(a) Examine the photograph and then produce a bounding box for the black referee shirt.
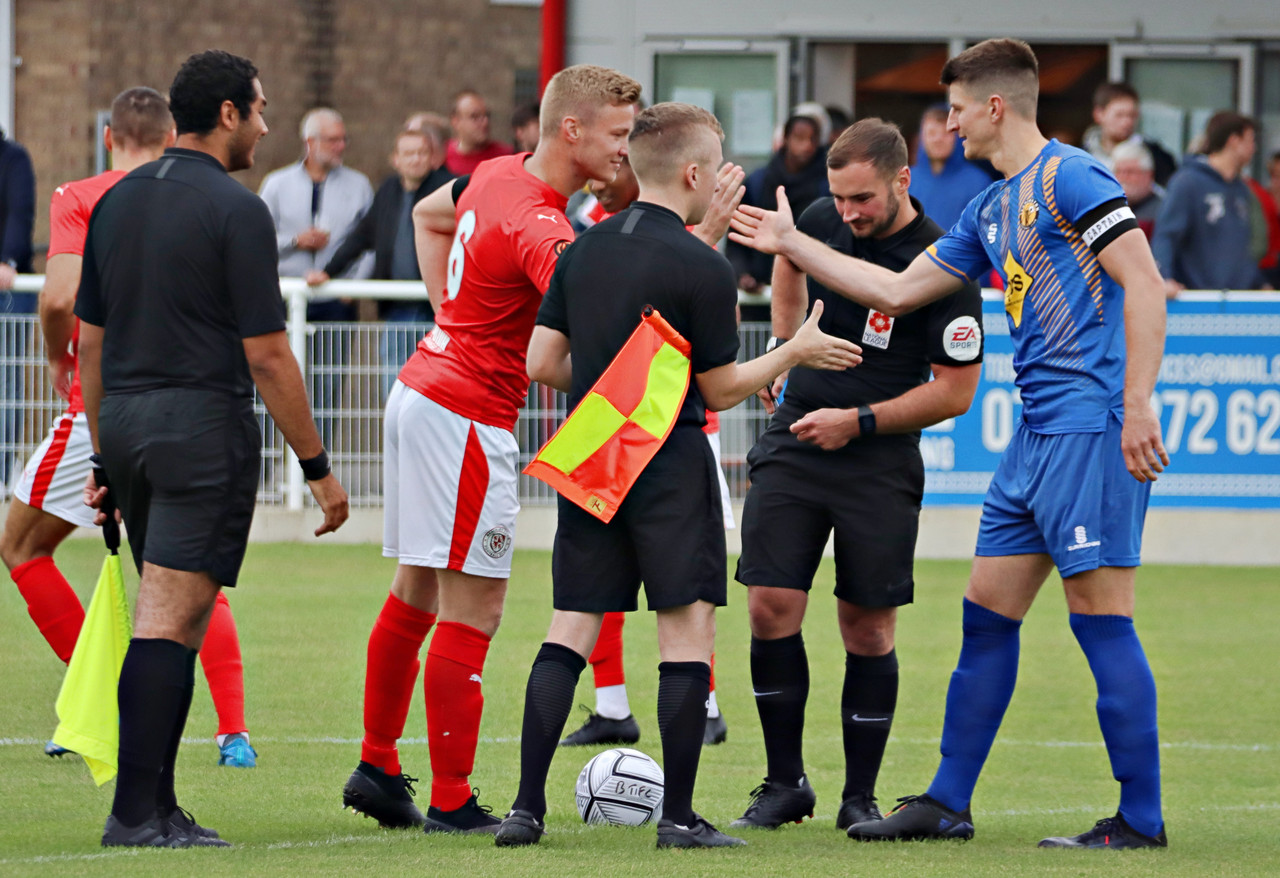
[537,202,740,428]
[773,196,984,458]
[75,148,287,399]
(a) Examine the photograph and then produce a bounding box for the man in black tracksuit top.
[730,118,984,832]
[494,102,861,851]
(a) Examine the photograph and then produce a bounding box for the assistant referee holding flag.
[77,50,349,848]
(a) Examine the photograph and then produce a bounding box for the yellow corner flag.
[52,550,131,785]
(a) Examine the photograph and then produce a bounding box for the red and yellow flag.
[524,307,691,523]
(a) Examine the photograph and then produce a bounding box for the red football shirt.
[398,154,573,431]
[444,139,516,176]
[47,169,127,414]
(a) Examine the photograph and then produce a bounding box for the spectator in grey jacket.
[1151,112,1265,298]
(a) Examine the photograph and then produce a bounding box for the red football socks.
[425,620,491,811]
[589,611,626,688]
[11,556,84,664]
[362,593,436,774]
[199,591,247,736]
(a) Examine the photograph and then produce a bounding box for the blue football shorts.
[975,412,1151,578]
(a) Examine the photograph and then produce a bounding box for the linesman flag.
[524,306,691,523]
[52,465,130,785]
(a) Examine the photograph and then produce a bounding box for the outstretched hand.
[790,299,862,371]
[729,186,795,255]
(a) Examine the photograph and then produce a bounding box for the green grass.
[1,542,1276,876]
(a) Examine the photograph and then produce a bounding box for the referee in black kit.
[494,102,860,850]
[76,50,349,848]
[730,119,983,831]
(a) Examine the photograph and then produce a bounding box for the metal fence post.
[284,280,308,511]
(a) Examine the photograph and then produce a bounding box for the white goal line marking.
[2,804,1278,867]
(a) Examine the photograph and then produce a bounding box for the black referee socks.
[841,649,898,800]
[512,642,587,818]
[657,660,711,827]
[111,638,197,827]
[749,633,809,786]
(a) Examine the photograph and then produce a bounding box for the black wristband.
[299,450,331,481]
[857,405,877,437]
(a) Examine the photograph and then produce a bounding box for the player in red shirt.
[0,87,258,769]
[342,65,643,833]
[554,153,749,748]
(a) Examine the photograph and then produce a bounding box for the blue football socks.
[1069,612,1163,838]
[926,599,1022,813]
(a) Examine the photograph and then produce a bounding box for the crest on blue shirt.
[1018,200,1039,227]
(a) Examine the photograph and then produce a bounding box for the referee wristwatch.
[766,336,789,353]
[857,405,877,437]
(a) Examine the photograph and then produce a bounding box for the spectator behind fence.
[1262,152,1280,288]
[259,107,373,446]
[729,113,829,292]
[1112,141,1163,240]
[306,129,455,392]
[512,102,540,153]
[908,103,994,232]
[1152,111,1266,297]
[0,126,35,487]
[405,112,450,171]
[445,90,514,175]
[1084,82,1178,187]
[825,105,852,146]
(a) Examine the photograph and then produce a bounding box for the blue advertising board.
[923,293,1280,509]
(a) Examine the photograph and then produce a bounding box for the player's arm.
[527,326,572,393]
[756,251,809,413]
[244,331,349,535]
[1097,228,1170,482]
[730,186,964,316]
[39,253,80,402]
[696,299,861,412]
[791,362,981,450]
[413,176,463,313]
[78,320,103,452]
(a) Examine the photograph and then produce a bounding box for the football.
[574,747,664,826]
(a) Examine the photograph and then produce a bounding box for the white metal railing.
[9,275,1276,511]
[2,275,775,510]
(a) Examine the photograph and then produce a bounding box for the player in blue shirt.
[730,38,1170,850]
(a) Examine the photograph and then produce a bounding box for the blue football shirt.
[925,140,1138,433]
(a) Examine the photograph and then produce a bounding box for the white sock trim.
[595,684,631,719]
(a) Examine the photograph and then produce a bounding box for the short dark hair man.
[493,101,860,850]
[1152,111,1264,297]
[76,49,349,848]
[729,118,983,833]
[1085,81,1177,187]
[732,37,1170,850]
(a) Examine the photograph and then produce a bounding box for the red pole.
[539,0,566,96]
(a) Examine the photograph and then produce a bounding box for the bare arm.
[730,186,963,317]
[39,253,81,402]
[790,362,981,451]
[1097,228,1170,482]
[755,252,809,412]
[527,325,572,393]
[413,181,458,314]
[696,299,861,412]
[244,331,349,535]
[79,321,104,453]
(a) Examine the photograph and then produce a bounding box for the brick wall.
[13,0,541,265]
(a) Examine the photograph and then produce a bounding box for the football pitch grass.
[1,541,1276,876]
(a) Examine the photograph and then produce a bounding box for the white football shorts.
[382,381,520,578]
[13,411,96,528]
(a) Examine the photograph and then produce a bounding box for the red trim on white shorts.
[28,414,74,508]
[448,424,490,570]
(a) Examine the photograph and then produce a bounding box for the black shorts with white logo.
[552,426,727,613]
[99,388,261,588]
[734,419,923,608]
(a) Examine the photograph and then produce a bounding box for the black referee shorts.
[552,426,727,613]
[98,388,261,588]
[734,424,924,608]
